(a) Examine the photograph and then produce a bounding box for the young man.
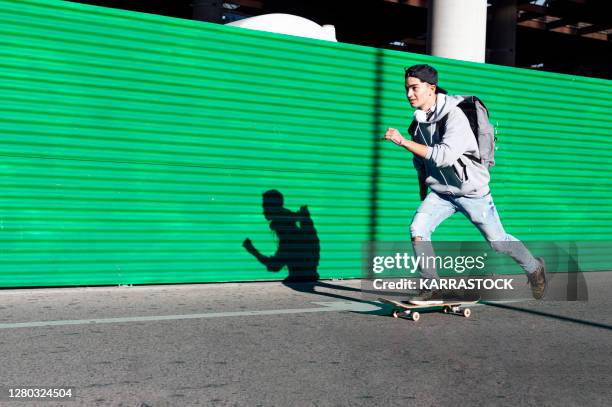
[383,64,546,303]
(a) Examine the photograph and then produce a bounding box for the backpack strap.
[407,119,418,138]
[438,110,482,165]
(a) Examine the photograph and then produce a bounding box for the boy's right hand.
[384,128,406,146]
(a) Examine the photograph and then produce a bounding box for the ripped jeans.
[410,191,540,280]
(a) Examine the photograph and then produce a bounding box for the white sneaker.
[408,290,444,305]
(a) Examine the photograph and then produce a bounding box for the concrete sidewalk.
[0,273,611,406]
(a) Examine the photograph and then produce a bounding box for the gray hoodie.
[411,93,490,198]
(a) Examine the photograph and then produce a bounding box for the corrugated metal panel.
[1,0,611,287]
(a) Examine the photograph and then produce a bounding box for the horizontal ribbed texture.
[1,0,611,286]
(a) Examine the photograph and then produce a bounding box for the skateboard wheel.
[411,312,420,321]
[462,308,471,318]
[392,310,401,318]
[442,306,450,314]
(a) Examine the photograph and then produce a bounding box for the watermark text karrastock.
[373,277,514,291]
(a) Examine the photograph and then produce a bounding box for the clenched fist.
[384,128,406,146]
[242,238,255,253]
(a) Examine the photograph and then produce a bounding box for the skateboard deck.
[378,297,479,321]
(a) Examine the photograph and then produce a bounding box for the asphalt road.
[0,273,611,407]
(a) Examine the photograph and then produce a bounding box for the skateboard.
[378,297,479,321]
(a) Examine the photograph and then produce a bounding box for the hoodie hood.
[416,93,464,124]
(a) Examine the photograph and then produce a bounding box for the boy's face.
[405,76,436,110]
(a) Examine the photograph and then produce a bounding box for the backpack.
[407,95,497,169]
[452,95,497,169]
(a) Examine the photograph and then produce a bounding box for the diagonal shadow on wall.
[367,47,385,281]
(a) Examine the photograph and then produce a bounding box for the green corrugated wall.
[1,0,611,287]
